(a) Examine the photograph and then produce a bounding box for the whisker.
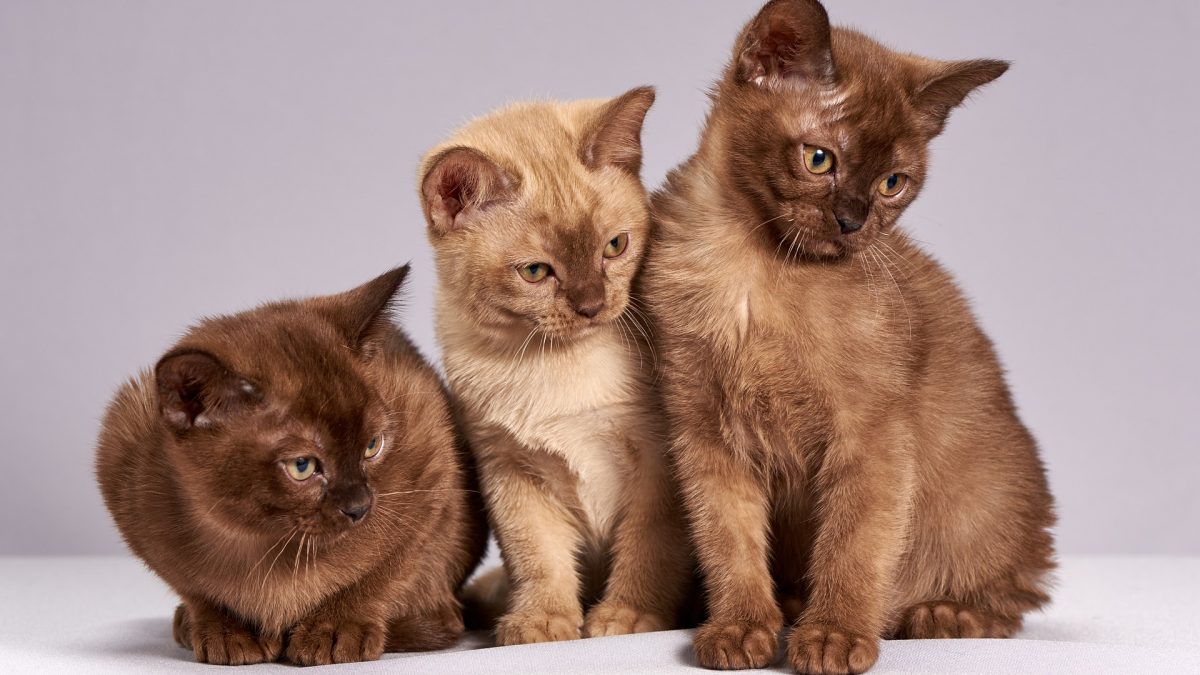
[260,527,299,590]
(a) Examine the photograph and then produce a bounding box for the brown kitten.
[419,88,693,645]
[95,267,487,666]
[642,1,1055,673]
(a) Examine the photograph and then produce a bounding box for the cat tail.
[460,565,509,630]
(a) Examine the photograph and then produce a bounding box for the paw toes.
[694,619,780,669]
[787,623,878,675]
[900,601,1018,640]
[496,610,582,645]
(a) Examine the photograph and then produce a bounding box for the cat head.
[420,87,655,345]
[715,0,1008,259]
[154,266,411,542]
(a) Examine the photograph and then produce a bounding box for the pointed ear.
[735,0,835,86]
[320,265,409,348]
[580,86,656,175]
[913,59,1009,137]
[155,349,262,431]
[420,147,516,235]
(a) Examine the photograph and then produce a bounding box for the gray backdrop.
[2,0,1197,555]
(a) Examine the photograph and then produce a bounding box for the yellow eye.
[364,436,384,459]
[802,145,835,175]
[603,233,629,259]
[879,173,908,197]
[518,263,550,283]
[285,457,317,481]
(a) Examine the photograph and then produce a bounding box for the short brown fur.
[96,267,487,666]
[642,1,1055,673]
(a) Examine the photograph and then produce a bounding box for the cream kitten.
[418,87,692,644]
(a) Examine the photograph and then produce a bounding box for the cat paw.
[693,617,781,669]
[898,601,1018,639]
[583,601,669,637]
[787,622,878,675]
[176,603,281,665]
[495,609,581,645]
[387,607,466,651]
[286,619,386,666]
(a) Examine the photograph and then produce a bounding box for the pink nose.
[574,300,605,319]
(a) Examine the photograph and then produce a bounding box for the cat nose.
[336,485,372,523]
[574,300,605,319]
[340,502,369,523]
[837,217,863,234]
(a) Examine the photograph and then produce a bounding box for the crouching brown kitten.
[642,1,1056,673]
[419,88,693,645]
[95,267,486,666]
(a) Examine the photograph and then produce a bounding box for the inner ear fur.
[735,0,835,86]
[420,147,516,235]
[580,85,656,175]
[155,349,261,431]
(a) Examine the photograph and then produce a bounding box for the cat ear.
[912,59,1009,137]
[321,265,409,349]
[580,86,656,175]
[155,349,262,431]
[735,0,835,86]
[420,147,516,235]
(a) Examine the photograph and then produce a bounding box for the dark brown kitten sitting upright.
[96,267,486,666]
[642,1,1055,673]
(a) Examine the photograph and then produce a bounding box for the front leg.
[674,425,782,669]
[285,585,389,667]
[174,598,281,665]
[787,427,913,675]
[585,434,691,637]
[477,434,586,645]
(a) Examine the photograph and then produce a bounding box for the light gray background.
[1,0,1196,555]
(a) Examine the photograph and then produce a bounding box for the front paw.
[176,603,281,665]
[584,601,669,637]
[495,608,582,645]
[286,619,386,666]
[693,617,782,669]
[787,622,878,675]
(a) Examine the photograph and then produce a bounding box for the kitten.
[95,267,487,666]
[642,1,1055,673]
[419,88,692,644]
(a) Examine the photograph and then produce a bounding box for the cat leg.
[285,568,396,665]
[477,438,586,645]
[674,426,782,670]
[584,438,691,637]
[176,598,281,665]
[786,427,914,675]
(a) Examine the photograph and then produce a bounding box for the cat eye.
[879,173,909,197]
[518,263,551,283]
[364,436,384,460]
[285,457,317,481]
[802,145,835,175]
[603,233,629,259]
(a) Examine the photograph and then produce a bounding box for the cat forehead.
[770,79,921,167]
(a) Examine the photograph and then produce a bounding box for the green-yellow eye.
[518,263,550,283]
[802,145,834,175]
[603,233,629,259]
[879,173,908,197]
[364,436,384,459]
[285,457,317,481]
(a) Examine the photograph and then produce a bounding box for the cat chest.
[448,342,641,535]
